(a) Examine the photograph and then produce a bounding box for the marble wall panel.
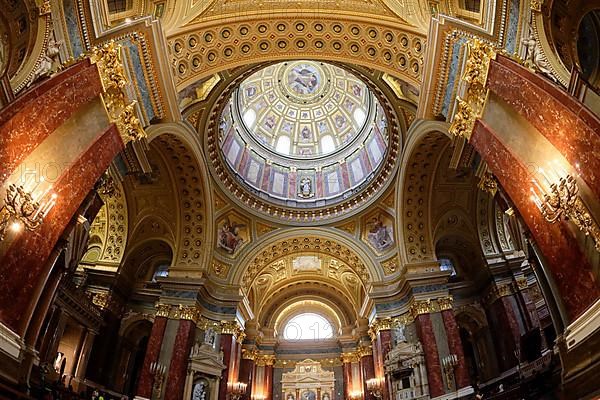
[471,120,599,320]
[0,61,102,186]
[487,57,600,200]
[0,125,122,333]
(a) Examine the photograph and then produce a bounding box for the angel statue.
[28,37,63,87]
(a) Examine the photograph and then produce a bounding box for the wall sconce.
[228,382,247,400]
[530,162,600,252]
[442,354,459,391]
[150,361,167,399]
[366,377,385,399]
[0,179,57,241]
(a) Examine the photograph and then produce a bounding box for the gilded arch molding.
[168,13,426,92]
[146,122,214,272]
[396,119,451,265]
[80,173,128,269]
[231,228,383,291]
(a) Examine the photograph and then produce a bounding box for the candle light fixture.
[529,161,600,252]
[442,354,459,391]
[0,179,57,241]
[366,377,385,399]
[228,382,247,400]
[150,361,167,399]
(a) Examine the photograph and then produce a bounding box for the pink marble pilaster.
[239,357,254,400]
[415,314,444,397]
[361,354,376,400]
[0,125,123,333]
[264,364,273,400]
[219,334,235,400]
[471,120,599,320]
[164,319,196,400]
[441,310,470,389]
[136,316,168,398]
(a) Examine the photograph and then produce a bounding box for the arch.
[80,172,129,269]
[273,300,344,339]
[257,282,359,329]
[231,227,383,289]
[396,119,451,265]
[169,13,426,93]
[146,122,214,271]
[119,238,174,283]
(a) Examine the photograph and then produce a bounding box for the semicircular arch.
[231,227,383,290]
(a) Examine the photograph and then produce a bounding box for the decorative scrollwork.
[449,39,496,139]
[90,41,145,143]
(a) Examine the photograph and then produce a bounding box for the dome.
[237,61,371,158]
[218,61,389,209]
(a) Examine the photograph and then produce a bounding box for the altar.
[281,359,335,400]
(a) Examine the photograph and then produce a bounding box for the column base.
[133,396,150,400]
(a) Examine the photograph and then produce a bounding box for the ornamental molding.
[368,296,453,340]
[449,39,496,140]
[169,15,426,92]
[90,41,146,143]
[238,235,374,292]
[154,303,246,342]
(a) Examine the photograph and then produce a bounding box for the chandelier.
[0,179,57,241]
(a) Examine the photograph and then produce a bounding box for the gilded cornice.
[255,354,276,367]
[368,296,453,340]
[154,303,246,342]
[341,351,361,363]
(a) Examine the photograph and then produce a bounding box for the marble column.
[239,356,254,400]
[264,363,273,400]
[218,334,236,400]
[360,353,375,400]
[136,316,168,398]
[164,319,196,400]
[441,310,470,389]
[376,330,392,400]
[415,314,444,397]
[342,360,353,398]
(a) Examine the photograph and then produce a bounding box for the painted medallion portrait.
[287,63,321,96]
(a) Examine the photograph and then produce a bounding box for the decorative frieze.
[368,296,454,340]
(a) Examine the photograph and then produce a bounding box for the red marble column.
[343,361,353,398]
[0,125,123,333]
[0,60,103,185]
[219,334,235,400]
[471,120,600,320]
[487,56,600,200]
[441,310,470,389]
[264,363,273,400]
[361,354,376,400]
[377,330,392,400]
[415,314,444,397]
[239,357,254,400]
[136,316,168,398]
[165,319,196,400]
